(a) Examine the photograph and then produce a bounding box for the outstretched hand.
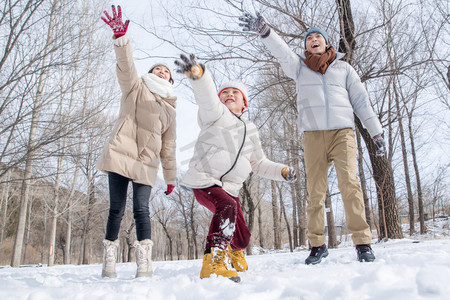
[101,5,130,38]
[239,12,270,37]
[373,134,386,157]
[282,167,297,183]
[174,54,204,80]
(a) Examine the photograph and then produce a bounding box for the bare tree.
[11,0,59,267]
[151,192,176,260]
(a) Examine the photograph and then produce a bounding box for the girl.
[175,54,296,282]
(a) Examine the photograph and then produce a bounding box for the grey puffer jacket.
[181,68,287,197]
[261,31,382,138]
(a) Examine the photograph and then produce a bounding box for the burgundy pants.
[194,186,251,251]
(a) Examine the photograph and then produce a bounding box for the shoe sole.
[358,257,375,262]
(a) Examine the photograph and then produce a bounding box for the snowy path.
[1,237,450,300]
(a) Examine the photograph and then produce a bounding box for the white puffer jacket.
[181,69,287,197]
[261,31,382,138]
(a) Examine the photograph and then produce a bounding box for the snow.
[1,219,449,300]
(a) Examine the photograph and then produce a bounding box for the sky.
[1,218,449,299]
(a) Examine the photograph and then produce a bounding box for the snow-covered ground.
[1,218,449,300]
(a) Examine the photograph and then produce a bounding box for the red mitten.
[101,5,129,38]
[164,184,175,195]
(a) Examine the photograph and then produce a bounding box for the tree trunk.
[394,87,415,235]
[10,0,58,268]
[407,110,426,234]
[355,117,403,239]
[336,0,402,240]
[278,185,293,252]
[270,180,281,249]
[268,124,282,249]
[241,177,255,254]
[298,156,308,246]
[257,197,265,248]
[189,195,199,259]
[285,121,299,248]
[125,223,135,262]
[356,129,372,229]
[325,189,338,248]
[0,171,11,245]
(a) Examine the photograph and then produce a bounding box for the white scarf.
[141,73,173,98]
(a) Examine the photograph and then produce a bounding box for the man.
[239,12,386,264]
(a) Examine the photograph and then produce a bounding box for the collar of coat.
[299,50,345,61]
[141,73,177,107]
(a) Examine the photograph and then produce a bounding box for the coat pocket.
[109,118,127,146]
[138,132,161,163]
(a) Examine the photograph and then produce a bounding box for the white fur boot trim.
[102,239,119,278]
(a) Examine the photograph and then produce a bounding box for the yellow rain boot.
[228,245,248,272]
[200,248,240,282]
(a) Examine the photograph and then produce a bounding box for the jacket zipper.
[219,115,247,184]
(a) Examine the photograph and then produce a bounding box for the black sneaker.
[356,244,375,262]
[305,244,329,265]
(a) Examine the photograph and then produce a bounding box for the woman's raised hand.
[101,5,130,38]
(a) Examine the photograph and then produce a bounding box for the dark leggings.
[105,172,152,241]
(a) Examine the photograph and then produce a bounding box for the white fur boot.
[102,239,119,278]
[134,239,153,278]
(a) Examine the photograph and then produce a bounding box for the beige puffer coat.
[97,40,176,187]
[181,69,287,197]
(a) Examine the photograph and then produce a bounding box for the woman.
[97,5,177,278]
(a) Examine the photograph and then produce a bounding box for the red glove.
[164,184,175,195]
[101,5,130,38]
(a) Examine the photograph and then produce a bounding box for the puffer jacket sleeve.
[248,123,286,181]
[160,116,177,184]
[114,36,140,95]
[346,65,383,137]
[260,30,301,81]
[189,68,226,125]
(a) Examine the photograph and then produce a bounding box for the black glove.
[239,12,270,37]
[174,54,204,80]
[373,134,386,156]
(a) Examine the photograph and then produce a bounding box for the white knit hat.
[218,80,248,111]
[149,63,174,84]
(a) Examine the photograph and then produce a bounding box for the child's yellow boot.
[200,248,240,282]
[228,245,248,272]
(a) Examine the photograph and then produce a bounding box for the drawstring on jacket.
[219,113,247,183]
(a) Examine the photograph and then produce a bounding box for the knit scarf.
[304,46,337,74]
[141,73,173,98]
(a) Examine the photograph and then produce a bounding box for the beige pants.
[303,129,372,246]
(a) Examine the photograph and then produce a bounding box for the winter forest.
[0,0,449,270]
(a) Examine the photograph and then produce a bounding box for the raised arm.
[174,54,226,125]
[101,5,139,94]
[239,12,301,80]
